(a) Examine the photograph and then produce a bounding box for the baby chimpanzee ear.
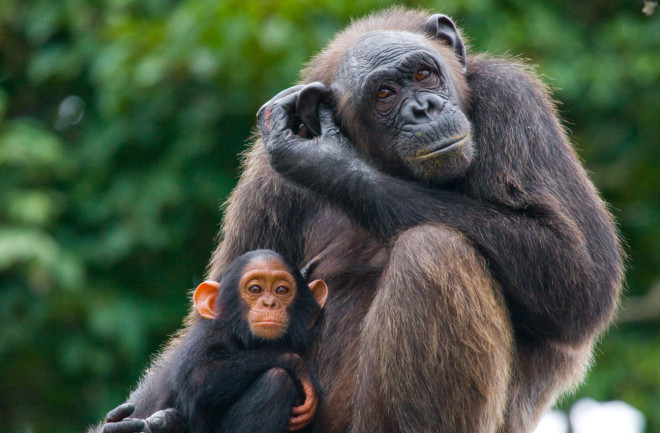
[193,281,221,319]
[306,279,329,329]
[308,279,328,310]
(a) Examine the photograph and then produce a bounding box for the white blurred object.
[570,398,646,433]
[54,95,85,131]
[533,409,569,433]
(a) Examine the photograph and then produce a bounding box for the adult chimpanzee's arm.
[260,61,622,346]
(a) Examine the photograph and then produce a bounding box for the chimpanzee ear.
[296,82,331,137]
[193,281,221,319]
[424,14,467,73]
[308,279,328,310]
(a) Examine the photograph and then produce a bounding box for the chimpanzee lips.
[255,320,284,326]
[251,319,288,340]
[252,314,288,328]
[415,134,469,160]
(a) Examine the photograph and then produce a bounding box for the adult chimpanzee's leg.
[500,336,594,433]
[219,367,300,433]
[351,224,513,433]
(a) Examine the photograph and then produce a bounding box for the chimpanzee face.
[334,31,474,184]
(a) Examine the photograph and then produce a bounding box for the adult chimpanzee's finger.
[102,419,148,433]
[145,412,167,433]
[146,408,186,433]
[267,91,301,137]
[105,403,136,423]
[296,82,331,137]
[267,85,306,107]
[257,85,305,134]
[318,103,341,138]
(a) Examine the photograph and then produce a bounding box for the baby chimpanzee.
[102,249,328,433]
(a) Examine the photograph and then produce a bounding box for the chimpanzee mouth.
[255,321,283,326]
[415,134,469,160]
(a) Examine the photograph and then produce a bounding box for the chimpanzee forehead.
[240,255,289,275]
[341,31,433,73]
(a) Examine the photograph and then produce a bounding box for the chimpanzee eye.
[248,285,262,294]
[275,286,289,295]
[414,69,430,81]
[377,88,393,99]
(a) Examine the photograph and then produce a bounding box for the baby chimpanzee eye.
[275,286,289,295]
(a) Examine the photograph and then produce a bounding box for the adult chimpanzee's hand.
[257,82,358,187]
[102,403,185,433]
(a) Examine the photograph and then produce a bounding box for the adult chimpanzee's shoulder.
[465,54,558,115]
[461,53,573,206]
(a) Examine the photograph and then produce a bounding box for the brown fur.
[92,8,622,433]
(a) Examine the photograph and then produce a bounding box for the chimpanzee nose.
[403,93,444,124]
[260,294,277,308]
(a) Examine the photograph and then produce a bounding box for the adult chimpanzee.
[92,8,622,433]
[101,250,328,433]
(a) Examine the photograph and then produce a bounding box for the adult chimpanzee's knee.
[352,224,513,433]
[220,368,300,433]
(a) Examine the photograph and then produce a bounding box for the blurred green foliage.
[0,0,658,432]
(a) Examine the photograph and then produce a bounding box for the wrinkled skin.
[332,31,474,184]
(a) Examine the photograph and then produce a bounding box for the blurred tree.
[0,0,658,432]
